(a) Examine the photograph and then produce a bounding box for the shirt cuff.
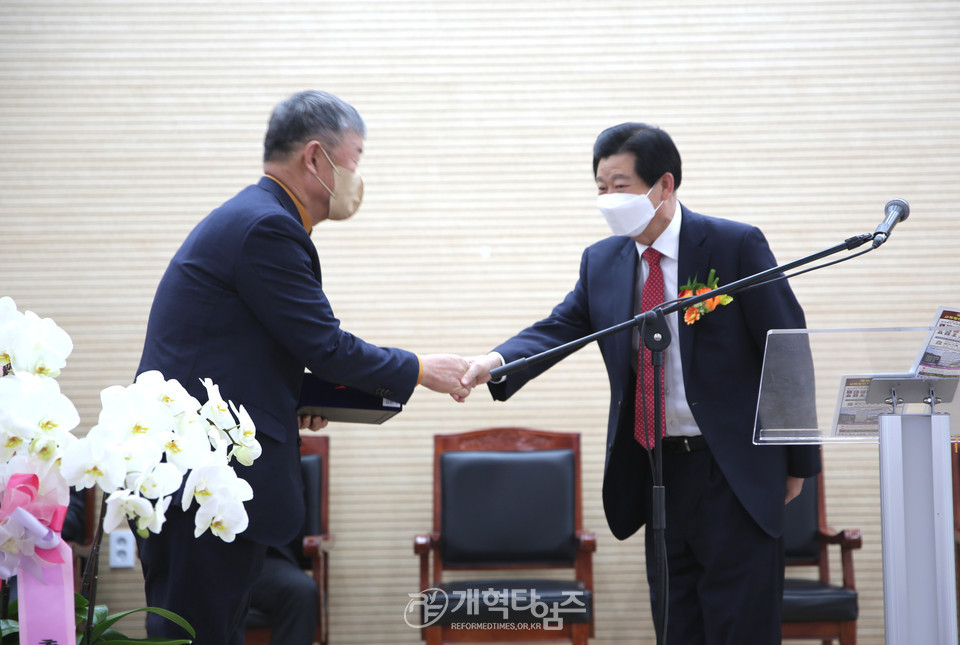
[489,352,506,384]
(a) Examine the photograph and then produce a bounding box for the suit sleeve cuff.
[489,352,506,384]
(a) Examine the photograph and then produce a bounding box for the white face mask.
[314,146,364,221]
[597,184,663,238]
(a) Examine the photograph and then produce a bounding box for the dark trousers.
[136,504,268,645]
[248,550,319,645]
[644,448,784,645]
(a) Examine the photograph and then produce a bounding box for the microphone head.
[885,198,910,222]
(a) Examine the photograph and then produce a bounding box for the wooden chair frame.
[782,467,862,645]
[414,427,596,645]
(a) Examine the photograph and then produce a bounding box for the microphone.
[872,198,910,248]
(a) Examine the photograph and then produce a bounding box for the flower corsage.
[679,269,733,325]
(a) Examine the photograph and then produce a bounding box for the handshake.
[299,353,502,431]
[420,353,503,403]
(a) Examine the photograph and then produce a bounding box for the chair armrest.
[414,532,439,555]
[819,526,862,590]
[414,533,440,592]
[819,526,862,550]
[577,531,597,552]
[302,533,335,558]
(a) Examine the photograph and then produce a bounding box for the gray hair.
[263,90,366,163]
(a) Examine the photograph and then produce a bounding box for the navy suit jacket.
[138,177,420,546]
[490,206,820,540]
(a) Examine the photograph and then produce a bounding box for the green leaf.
[0,619,18,638]
[680,273,700,292]
[90,607,195,644]
[96,632,192,645]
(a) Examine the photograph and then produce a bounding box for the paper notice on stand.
[831,374,908,437]
[911,307,960,378]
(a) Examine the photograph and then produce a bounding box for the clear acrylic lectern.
[755,327,960,645]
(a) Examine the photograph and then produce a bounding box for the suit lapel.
[677,206,710,385]
[610,238,638,328]
[603,238,639,386]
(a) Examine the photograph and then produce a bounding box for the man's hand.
[420,354,471,402]
[785,475,804,504]
[299,415,329,431]
[461,353,504,389]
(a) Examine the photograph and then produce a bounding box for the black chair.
[246,435,332,645]
[782,455,862,645]
[413,427,596,645]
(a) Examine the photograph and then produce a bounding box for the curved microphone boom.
[872,198,910,248]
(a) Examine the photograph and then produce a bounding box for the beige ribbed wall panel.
[1,1,958,643]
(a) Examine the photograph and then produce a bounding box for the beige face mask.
[314,146,364,220]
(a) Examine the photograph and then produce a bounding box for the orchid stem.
[80,490,108,644]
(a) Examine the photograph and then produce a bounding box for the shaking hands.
[420,352,504,402]
[299,352,505,430]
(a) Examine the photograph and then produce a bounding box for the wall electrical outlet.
[109,530,136,568]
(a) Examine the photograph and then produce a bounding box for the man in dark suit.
[135,90,469,645]
[463,123,820,644]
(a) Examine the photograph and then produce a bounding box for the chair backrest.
[301,453,323,536]
[434,428,582,569]
[297,435,329,567]
[783,470,824,565]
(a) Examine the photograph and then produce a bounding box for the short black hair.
[592,123,682,190]
[263,90,366,163]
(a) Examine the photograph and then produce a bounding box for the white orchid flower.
[182,461,232,511]
[164,417,213,472]
[0,297,25,370]
[134,495,172,536]
[97,383,176,444]
[228,442,262,468]
[226,402,261,466]
[198,378,236,435]
[120,433,166,485]
[7,310,73,378]
[133,462,183,500]
[0,373,79,461]
[0,377,37,460]
[193,496,249,543]
[0,519,29,561]
[29,433,65,462]
[135,371,201,417]
[103,489,154,533]
[1,298,261,547]
[60,424,127,492]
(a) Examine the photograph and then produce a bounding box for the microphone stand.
[489,230,876,645]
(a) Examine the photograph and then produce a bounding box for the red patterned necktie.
[635,247,666,449]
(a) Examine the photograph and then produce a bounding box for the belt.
[660,435,707,454]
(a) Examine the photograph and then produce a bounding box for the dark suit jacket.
[138,176,420,546]
[490,205,820,540]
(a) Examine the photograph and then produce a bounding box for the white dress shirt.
[634,203,701,437]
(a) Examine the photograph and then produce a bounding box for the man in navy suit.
[463,123,820,644]
[136,90,469,645]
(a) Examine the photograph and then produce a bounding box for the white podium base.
[878,413,958,645]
